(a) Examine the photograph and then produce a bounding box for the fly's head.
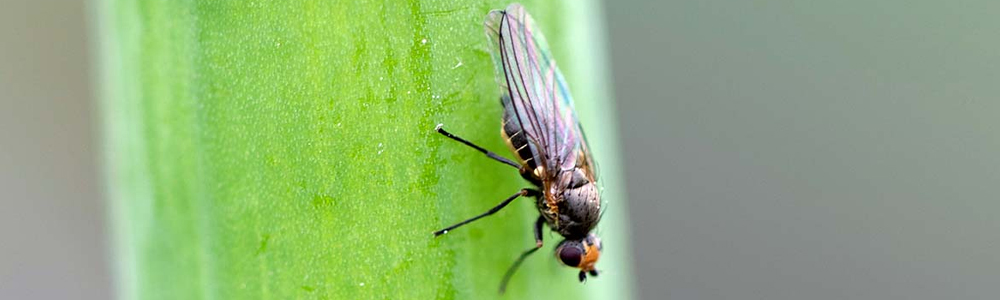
[555,233,602,282]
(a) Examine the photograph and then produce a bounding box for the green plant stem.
[97,0,633,299]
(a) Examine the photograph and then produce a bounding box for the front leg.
[498,216,546,294]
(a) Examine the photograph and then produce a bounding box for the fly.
[433,3,603,294]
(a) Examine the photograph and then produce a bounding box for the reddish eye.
[557,244,583,267]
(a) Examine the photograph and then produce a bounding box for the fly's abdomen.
[500,96,538,171]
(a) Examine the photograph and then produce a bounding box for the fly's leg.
[433,189,538,236]
[435,124,520,169]
[499,216,546,294]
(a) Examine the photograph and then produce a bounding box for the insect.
[433,3,603,293]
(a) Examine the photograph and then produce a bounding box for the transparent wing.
[485,4,595,180]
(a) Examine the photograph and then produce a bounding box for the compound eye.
[556,243,584,267]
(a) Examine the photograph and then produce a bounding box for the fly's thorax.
[550,168,601,238]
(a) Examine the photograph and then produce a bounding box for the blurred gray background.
[0,0,111,299]
[605,1,1000,299]
[3,0,999,299]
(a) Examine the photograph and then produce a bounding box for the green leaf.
[96,0,633,299]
